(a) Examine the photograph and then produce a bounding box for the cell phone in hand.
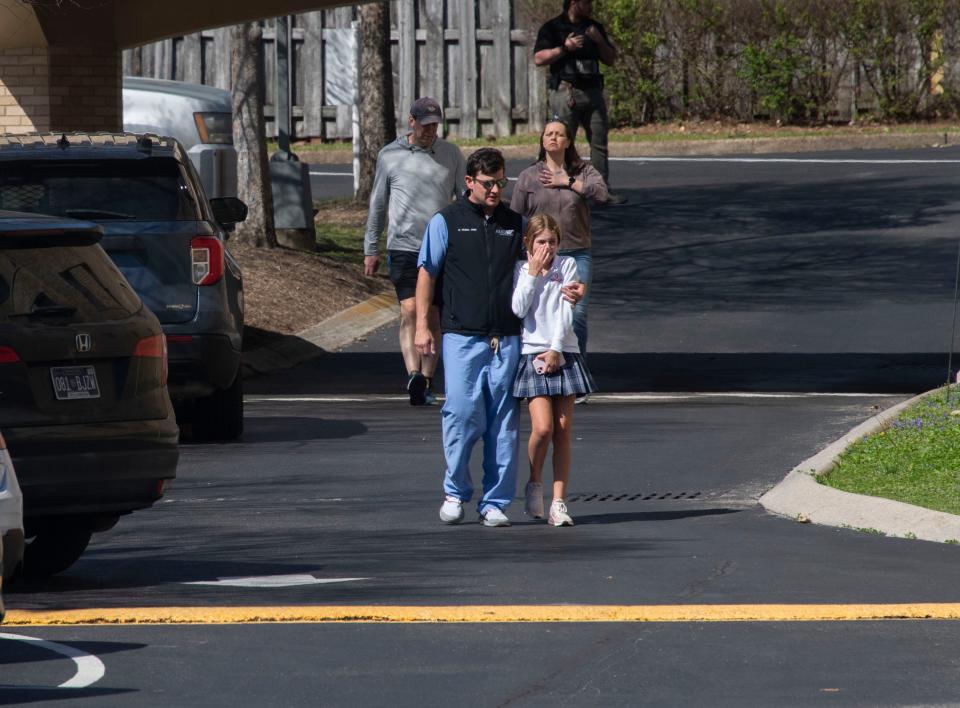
[533,353,565,375]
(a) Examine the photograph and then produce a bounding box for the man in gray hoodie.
[363,97,466,405]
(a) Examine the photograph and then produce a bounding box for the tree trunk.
[356,1,396,203]
[231,21,276,248]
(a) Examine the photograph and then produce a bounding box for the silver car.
[123,76,237,199]
[0,432,24,621]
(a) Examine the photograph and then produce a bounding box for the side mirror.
[209,197,248,232]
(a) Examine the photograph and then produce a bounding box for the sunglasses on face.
[472,177,509,190]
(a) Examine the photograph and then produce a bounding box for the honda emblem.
[75,333,92,353]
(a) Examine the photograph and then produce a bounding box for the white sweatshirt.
[511,255,580,355]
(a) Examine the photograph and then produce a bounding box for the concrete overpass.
[0,0,346,133]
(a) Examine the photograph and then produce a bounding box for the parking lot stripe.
[7,604,960,625]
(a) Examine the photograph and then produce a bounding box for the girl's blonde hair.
[523,213,561,252]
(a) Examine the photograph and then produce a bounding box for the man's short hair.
[466,148,505,178]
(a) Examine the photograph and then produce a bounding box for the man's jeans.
[560,248,592,359]
[548,85,610,186]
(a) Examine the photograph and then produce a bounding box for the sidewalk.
[760,387,960,544]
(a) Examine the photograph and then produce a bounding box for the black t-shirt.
[534,13,611,89]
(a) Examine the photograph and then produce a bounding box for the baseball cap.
[410,97,443,125]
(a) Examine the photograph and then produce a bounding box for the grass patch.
[818,386,960,515]
[274,120,960,154]
[312,197,367,265]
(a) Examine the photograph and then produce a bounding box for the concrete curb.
[241,291,397,377]
[759,386,960,543]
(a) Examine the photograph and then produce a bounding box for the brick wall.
[0,44,120,134]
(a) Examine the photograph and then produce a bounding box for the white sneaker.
[480,507,511,527]
[524,481,544,518]
[439,496,464,524]
[549,500,574,527]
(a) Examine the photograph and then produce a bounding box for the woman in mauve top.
[510,119,608,363]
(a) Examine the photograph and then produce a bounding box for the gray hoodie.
[363,135,466,255]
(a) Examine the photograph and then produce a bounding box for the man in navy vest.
[415,148,582,527]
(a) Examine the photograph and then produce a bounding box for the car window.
[0,244,141,321]
[0,158,200,221]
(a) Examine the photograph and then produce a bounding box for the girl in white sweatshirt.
[511,214,597,526]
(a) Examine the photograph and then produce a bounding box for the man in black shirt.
[534,0,626,204]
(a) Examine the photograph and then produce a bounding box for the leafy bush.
[597,0,666,125]
[526,0,960,124]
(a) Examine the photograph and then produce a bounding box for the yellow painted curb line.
[7,604,960,626]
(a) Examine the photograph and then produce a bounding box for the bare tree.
[231,21,276,248]
[356,1,396,203]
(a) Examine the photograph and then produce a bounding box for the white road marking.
[183,573,367,588]
[0,632,105,688]
[612,156,960,164]
[246,392,887,404]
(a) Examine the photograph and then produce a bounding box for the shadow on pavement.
[589,352,949,393]
[180,415,368,445]
[574,508,742,525]
[246,350,948,395]
[0,688,135,705]
[590,175,960,317]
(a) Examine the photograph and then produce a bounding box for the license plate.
[50,365,100,401]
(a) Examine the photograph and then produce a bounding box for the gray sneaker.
[480,507,511,527]
[524,481,544,518]
[439,496,464,524]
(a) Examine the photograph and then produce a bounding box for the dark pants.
[548,84,610,186]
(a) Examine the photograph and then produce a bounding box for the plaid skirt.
[513,352,597,399]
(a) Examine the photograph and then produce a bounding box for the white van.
[123,76,238,199]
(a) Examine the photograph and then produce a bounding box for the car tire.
[22,522,93,578]
[192,372,244,441]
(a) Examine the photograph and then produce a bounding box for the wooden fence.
[122,1,547,140]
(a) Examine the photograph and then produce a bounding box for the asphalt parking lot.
[7,148,960,705]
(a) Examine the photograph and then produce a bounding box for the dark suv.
[0,133,247,440]
[0,212,178,576]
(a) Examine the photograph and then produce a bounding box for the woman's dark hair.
[466,147,505,178]
[537,120,584,175]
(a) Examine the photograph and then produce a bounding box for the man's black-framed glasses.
[472,177,509,191]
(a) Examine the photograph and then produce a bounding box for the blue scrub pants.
[441,333,521,515]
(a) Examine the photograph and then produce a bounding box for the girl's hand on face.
[538,166,568,189]
[527,242,552,274]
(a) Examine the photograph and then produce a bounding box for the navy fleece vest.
[439,196,523,337]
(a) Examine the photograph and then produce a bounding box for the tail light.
[191,237,224,286]
[0,346,19,364]
[134,334,168,384]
